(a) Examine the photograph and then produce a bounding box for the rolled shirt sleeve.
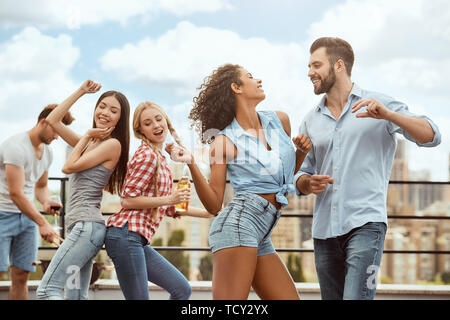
[386,100,441,147]
[294,120,316,196]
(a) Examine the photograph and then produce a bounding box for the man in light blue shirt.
[294,37,441,300]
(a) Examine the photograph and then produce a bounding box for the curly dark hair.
[189,63,242,144]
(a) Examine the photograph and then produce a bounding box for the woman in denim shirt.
[166,64,312,299]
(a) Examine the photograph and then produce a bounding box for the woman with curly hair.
[166,63,312,299]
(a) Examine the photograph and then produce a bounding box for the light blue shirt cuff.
[396,115,441,148]
[294,171,311,196]
[415,116,441,147]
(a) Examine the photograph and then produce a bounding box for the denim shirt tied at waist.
[219,110,296,207]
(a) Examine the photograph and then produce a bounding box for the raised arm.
[188,137,228,215]
[166,135,234,215]
[352,98,436,144]
[275,110,312,174]
[46,80,102,147]
[62,132,120,174]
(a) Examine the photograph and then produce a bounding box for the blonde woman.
[105,101,212,300]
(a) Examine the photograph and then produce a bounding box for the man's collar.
[314,83,362,112]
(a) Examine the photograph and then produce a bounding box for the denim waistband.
[232,193,279,215]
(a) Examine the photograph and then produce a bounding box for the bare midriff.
[257,193,282,210]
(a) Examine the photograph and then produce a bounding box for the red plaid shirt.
[107,142,178,243]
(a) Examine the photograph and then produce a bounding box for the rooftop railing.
[40,178,450,257]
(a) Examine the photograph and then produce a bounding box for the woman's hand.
[165,143,193,163]
[292,134,312,154]
[80,80,102,94]
[86,127,114,140]
[168,187,191,205]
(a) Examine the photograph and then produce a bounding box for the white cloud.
[374,58,450,91]
[0,27,79,80]
[0,27,80,120]
[100,21,316,132]
[306,0,438,58]
[0,0,232,30]
[424,0,450,42]
[0,27,86,178]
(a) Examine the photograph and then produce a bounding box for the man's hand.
[39,222,64,246]
[43,199,62,216]
[309,174,334,194]
[352,98,393,120]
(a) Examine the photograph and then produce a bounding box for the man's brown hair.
[37,104,75,125]
[310,37,354,76]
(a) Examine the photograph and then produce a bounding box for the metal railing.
[40,178,450,256]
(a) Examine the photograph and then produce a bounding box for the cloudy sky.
[0,0,449,186]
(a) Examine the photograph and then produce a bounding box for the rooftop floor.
[1,280,449,300]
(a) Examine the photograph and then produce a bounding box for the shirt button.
[335,127,339,131]
[333,206,337,210]
[334,187,339,191]
[335,146,339,150]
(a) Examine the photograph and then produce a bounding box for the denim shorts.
[208,193,281,256]
[0,211,38,272]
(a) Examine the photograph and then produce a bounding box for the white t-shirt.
[0,132,53,212]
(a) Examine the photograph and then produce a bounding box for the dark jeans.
[314,222,387,300]
[105,223,191,300]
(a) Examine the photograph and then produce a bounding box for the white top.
[0,132,53,212]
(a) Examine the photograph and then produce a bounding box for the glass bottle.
[175,164,191,212]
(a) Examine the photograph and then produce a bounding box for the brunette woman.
[36,80,130,299]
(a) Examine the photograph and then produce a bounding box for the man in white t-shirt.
[0,104,74,300]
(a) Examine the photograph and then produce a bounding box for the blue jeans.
[314,222,387,300]
[104,223,191,300]
[36,221,106,300]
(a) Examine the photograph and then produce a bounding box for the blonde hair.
[133,101,182,218]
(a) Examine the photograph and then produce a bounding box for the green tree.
[441,271,450,284]
[286,253,306,282]
[199,253,213,281]
[153,230,190,279]
[151,237,163,246]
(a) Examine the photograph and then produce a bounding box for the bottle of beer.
[175,164,191,212]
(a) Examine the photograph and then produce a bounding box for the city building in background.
[38,140,450,284]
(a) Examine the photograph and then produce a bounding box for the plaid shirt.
[107,142,178,243]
